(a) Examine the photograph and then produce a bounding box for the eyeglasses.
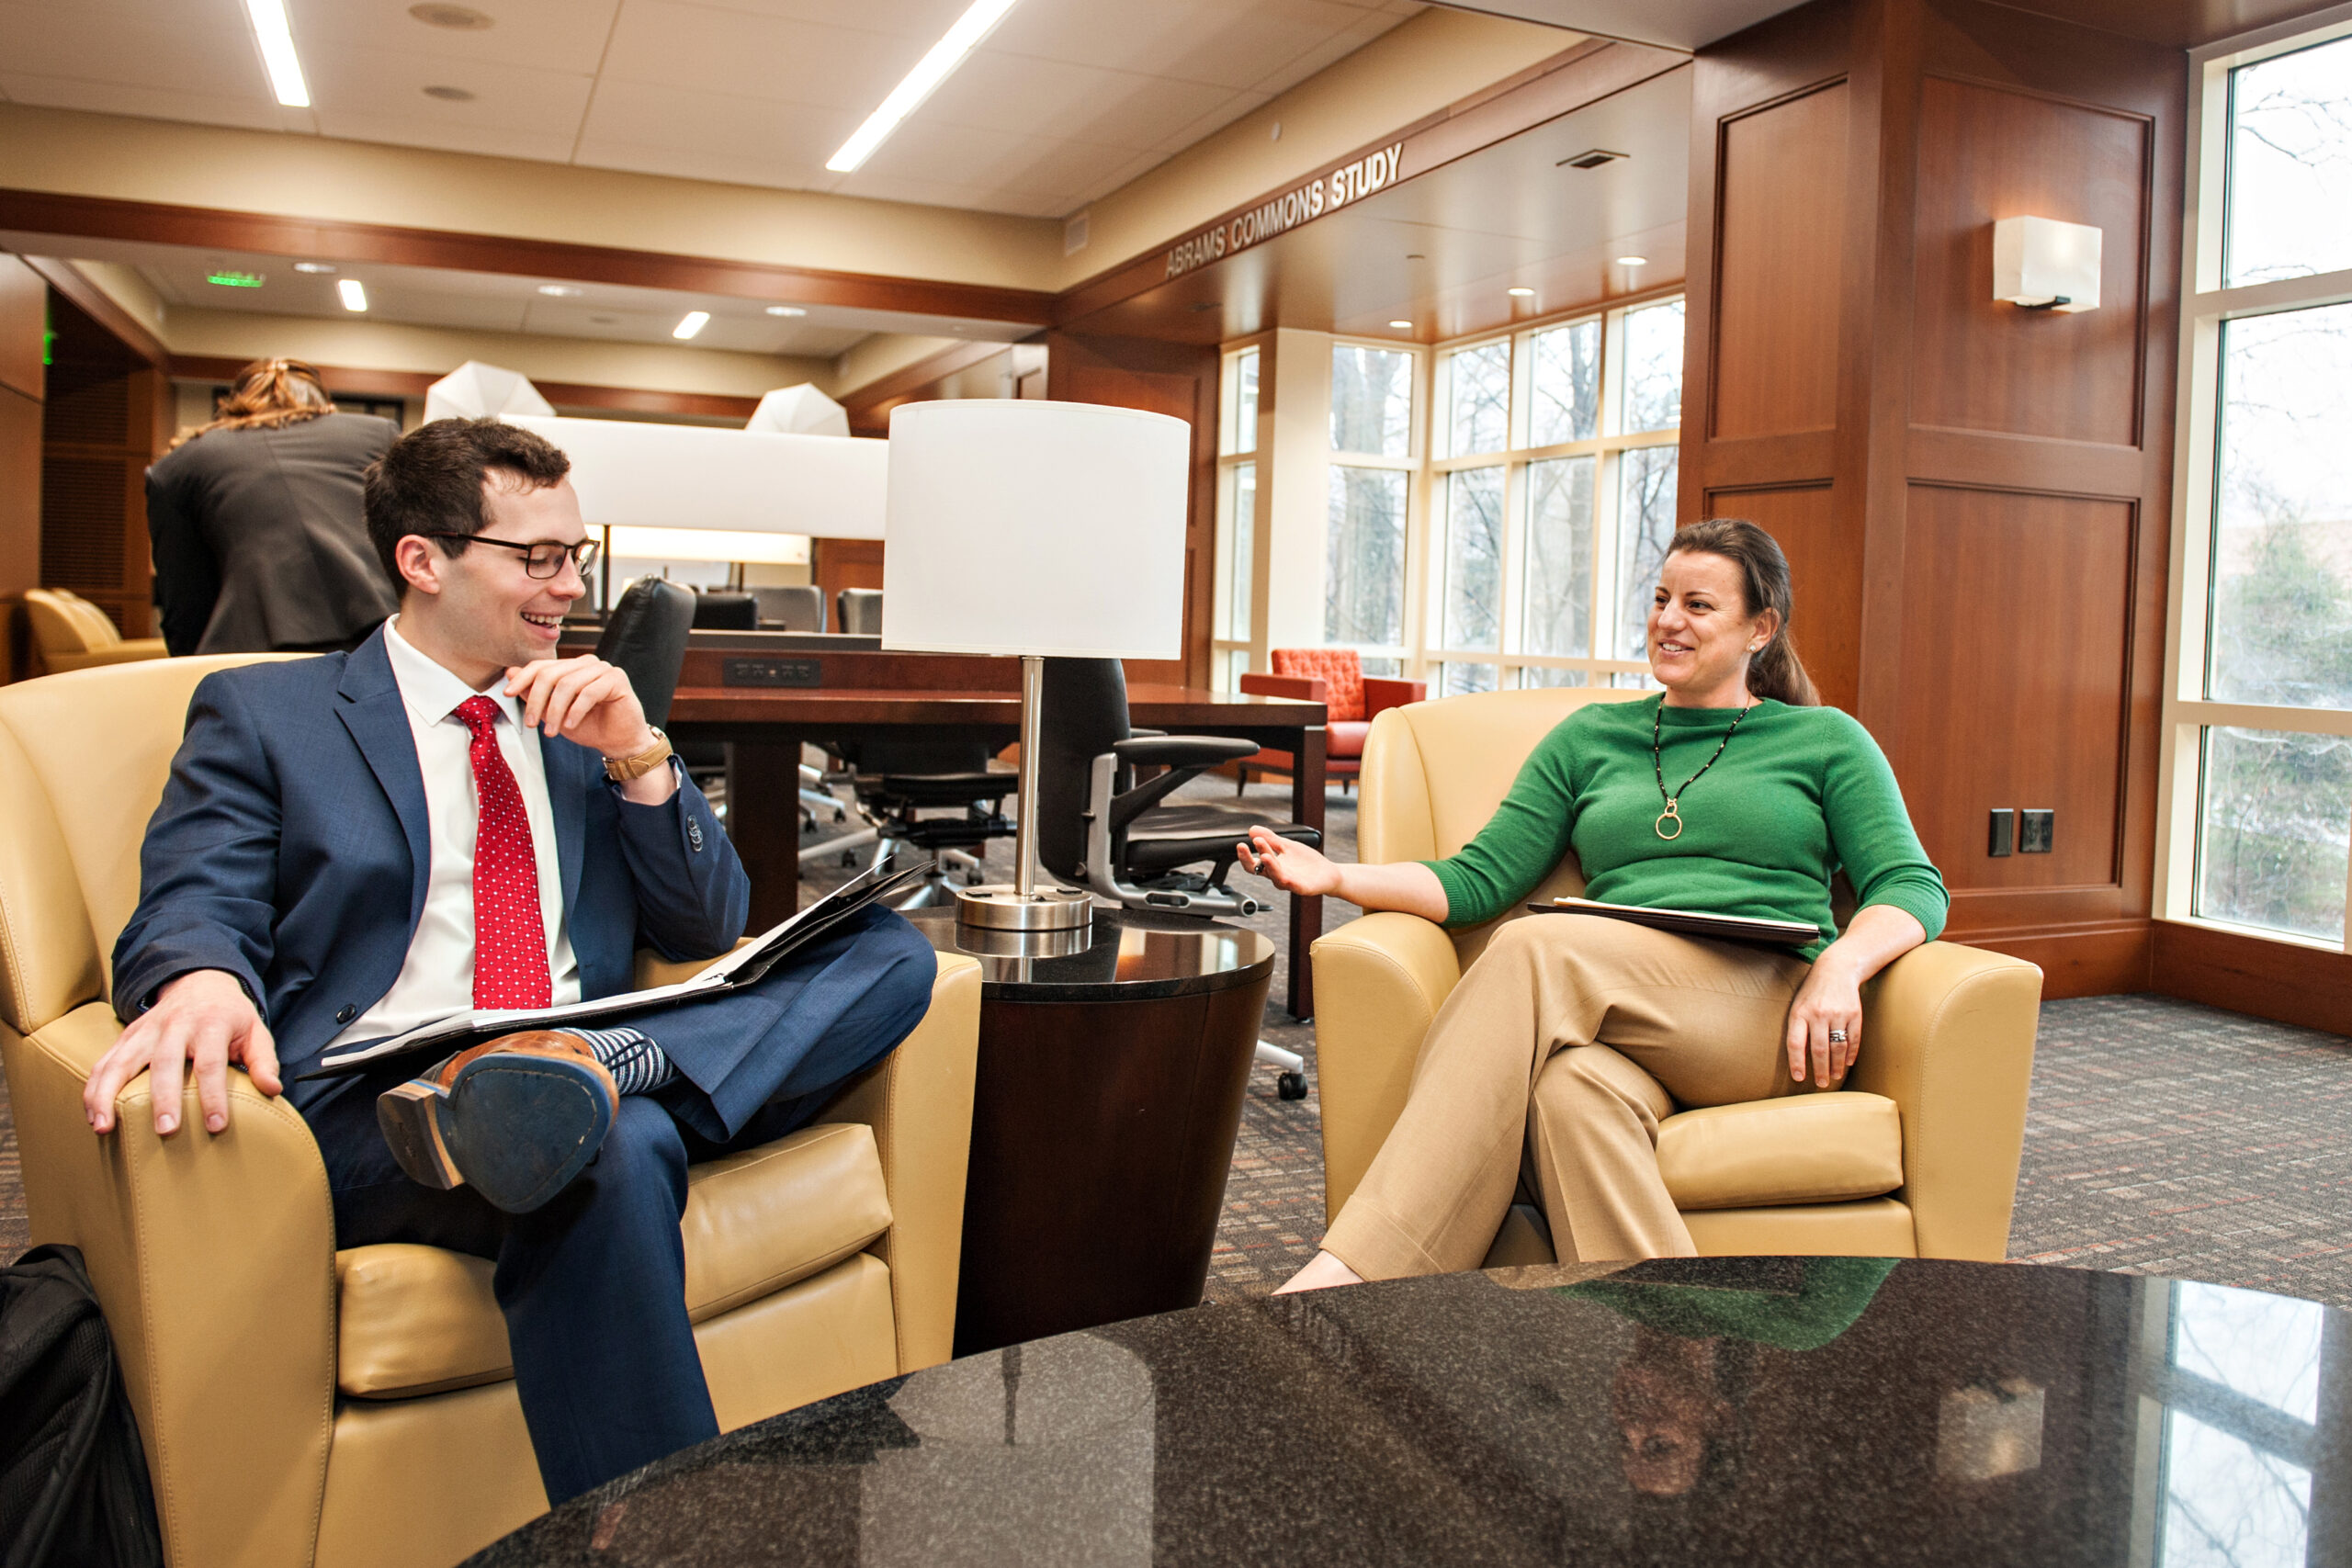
[424,533,600,581]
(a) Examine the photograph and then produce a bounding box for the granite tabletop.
[467,1257,2347,1566]
[903,905,1274,1002]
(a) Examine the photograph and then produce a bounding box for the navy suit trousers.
[293,905,937,1505]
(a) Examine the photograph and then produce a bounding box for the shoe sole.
[379,1056,616,1214]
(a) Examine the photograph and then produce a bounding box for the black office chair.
[692,590,759,630]
[752,585,825,631]
[836,588,883,636]
[594,578,695,728]
[831,736,1017,906]
[1035,658,1319,919]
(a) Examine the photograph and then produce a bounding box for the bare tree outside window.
[1331,346,1413,457]
[2225,33,2352,286]
[1622,301,1686,434]
[1447,341,1511,457]
[1530,321,1601,446]
[1326,466,1408,646]
[1442,467,1504,659]
[1522,457,1594,660]
[1615,446,1680,659]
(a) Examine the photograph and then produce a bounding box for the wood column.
[0,255,44,682]
[38,288,167,646]
[1681,0,2184,997]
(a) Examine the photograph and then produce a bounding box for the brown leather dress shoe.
[377,1031,620,1214]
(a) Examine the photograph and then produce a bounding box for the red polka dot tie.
[457,695,551,1010]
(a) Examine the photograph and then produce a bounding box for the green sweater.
[1421,697,1947,961]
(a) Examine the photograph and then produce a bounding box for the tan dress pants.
[1321,913,1821,1276]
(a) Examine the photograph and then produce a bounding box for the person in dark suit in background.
[146,357,401,655]
[87,417,938,1503]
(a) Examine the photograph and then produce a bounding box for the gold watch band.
[604,728,673,782]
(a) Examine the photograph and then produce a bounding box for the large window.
[2164,23,2352,951]
[1328,344,1418,675]
[1422,297,1684,693]
[1211,345,1261,691]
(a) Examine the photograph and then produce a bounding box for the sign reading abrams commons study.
[1163,141,1407,279]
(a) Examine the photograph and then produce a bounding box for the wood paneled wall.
[0,256,42,682]
[1046,332,1220,690]
[39,290,166,645]
[1682,0,2184,996]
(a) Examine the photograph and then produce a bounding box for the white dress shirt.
[329,619,582,1046]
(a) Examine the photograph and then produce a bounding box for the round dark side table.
[903,905,1275,1359]
[468,1257,2352,1566]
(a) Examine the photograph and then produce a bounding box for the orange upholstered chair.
[1237,648,1425,791]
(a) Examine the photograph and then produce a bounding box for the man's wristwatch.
[604,728,674,782]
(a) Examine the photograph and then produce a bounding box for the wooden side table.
[902,907,1275,1358]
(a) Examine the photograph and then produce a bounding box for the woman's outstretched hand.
[1238,825,1342,897]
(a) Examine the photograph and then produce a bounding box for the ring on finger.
[1826,1029,1848,1043]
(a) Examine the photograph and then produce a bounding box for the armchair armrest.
[1849,942,2043,1260]
[1363,677,1426,716]
[1239,672,1327,705]
[816,953,980,1374]
[2,1003,336,1568]
[1111,736,1260,767]
[1309,913,1464,1224]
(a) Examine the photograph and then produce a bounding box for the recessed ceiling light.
[537,284,582,297]
[409,3,493,28]
[1508,287,1535,298]
[673,310,710,340]
[764,304,807,317]
[422,85,476,102]
[208,270,266,288]
[1616,254,1650,266]
[292,261,336,275]
[1388,320,1412,330]
[337,278,368,311]
[826,0,1020,173]
[243,0,311,107]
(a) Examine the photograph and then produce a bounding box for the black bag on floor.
[0,1245,162,1568]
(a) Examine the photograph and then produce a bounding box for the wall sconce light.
[1994,216,2100,312]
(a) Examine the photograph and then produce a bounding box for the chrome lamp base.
[954,883,1095,931]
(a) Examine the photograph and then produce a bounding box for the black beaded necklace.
[1650,695,1756,840]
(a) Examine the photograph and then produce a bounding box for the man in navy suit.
[84,417,937,1503]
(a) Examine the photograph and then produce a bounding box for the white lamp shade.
[747,384,851,437]
[424,360,555,422]
[1993,216,2101,313]
[881,400,1191,660]
[504,414,886,539]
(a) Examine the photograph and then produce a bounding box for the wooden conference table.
[636,635,1330,1020]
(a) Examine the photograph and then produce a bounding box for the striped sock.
[568,1024,677,1097]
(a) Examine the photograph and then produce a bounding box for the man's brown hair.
[362,417,571,587]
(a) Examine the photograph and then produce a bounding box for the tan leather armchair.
[1314,686,2043,1265]
[0,656,983,1568]
[22,587,169,672]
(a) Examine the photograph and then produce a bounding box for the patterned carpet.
[8,777,2352,1319]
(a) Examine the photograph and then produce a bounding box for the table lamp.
[882,399,1191,931]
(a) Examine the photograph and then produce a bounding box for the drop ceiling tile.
[1148,86,1271,153]
[917,50,1238,151]
[645,0,968,39]
[847,118,1136,203]
[1068,147,1174,211]
[0,0,275,96]
[574,79,843,186]
[303,44,594,130]
[0,73,313,133]
[979,0,1384,89]
[290,0,623,76]
[599,1,905,111]
[308,112,584,164]
[1246,7,1411,95]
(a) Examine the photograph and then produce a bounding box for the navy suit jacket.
[112,629,749,1076]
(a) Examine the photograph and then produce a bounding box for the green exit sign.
[206,270,265,288]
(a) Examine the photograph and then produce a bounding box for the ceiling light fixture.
[293,261,336,275]
[825,0,1021,173]
[1616,254,1649,266]
[1508,287,1535,298]
[338,278,368,311]
[1388,320,1412,330]
[243,0,311,107]
[537,284,582,297]
[673,310,710,340]
[765,305,807,317]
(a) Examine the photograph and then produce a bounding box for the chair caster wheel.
[1277,1071,1307,1100]
[841,852,855,867]
[833,809,846,823]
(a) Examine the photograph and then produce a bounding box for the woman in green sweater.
[1240,519,1948,1291]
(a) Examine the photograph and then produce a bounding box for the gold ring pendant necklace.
[1651,694,1756,840]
